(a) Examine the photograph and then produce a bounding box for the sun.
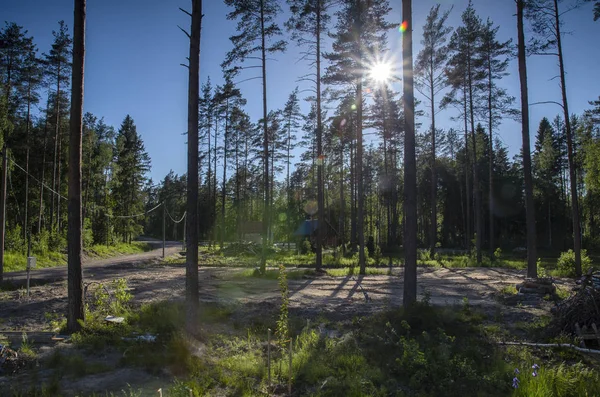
[369,62,392,83]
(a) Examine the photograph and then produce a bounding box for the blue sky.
[2,0,599,182]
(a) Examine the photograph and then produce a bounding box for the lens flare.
[369,62,392,83]
[399,21,408,33]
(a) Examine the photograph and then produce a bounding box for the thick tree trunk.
[517,0,537,278]
[185,0,202,330]
[67,0,86,333]
[403,0,417,307]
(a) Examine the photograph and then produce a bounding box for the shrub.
[83,218,94,249]
[5,224,25,253]
[48,228,66,252]
[372,245,382,265]
[494,247,502,260]
[300,238,312,254]
[556,249,592,277]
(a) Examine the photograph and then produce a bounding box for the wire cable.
[111,202,164,219]
[165,207,187,224]
[8,155,165,220]
[9,157,68,201]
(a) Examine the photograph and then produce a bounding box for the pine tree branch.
[179,7,192,17]
[178,25,191,39]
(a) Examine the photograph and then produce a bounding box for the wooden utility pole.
[66,0,86,333]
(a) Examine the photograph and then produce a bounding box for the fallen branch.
[498,341,600,354]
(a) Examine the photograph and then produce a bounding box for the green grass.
[232,267,314,280]
[13,295,600,397]
[2,242,152,272]
[325,266,392,277]
[84,241,153,258]
[3,250,66,272]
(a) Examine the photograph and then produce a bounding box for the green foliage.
[301,238,312,254]
[276,264,289,349]
[5,224,25,253]
[556,249,592,277]
[513,362,600,396]
[83,217,94,248]
[48,228,66,252]
[494,247,502,260]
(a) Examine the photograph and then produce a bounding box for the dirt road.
[1,248,570,333]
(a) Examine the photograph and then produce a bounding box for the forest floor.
[0,249,584,396]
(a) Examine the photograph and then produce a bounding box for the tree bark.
[316,2,324,271]
[487,51,494,261]
[260,0,269,272]
[185,0,202,330]
[517,0,537,278]
[554,0,581,276]
[67,0,85,333]
[403,0,417,307]
[429,65,437,257]
[356,0,366,275]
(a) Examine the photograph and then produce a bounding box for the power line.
[110,202,163,219]
[9,156,68,201]
[165,207,186,223]
[8,155,166,220]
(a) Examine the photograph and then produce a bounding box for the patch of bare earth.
[0,254,573,395]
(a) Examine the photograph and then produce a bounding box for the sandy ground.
[1,249,576,396]
[0,248,569,332]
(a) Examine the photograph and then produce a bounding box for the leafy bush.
[556,249,592,277]
[48,228,66,252]
[83,218,94,249]
[494,247,502,260]
[372,245,382,265]
[5,224,25,253]
[33,229,50,255]
[300,238,312,254]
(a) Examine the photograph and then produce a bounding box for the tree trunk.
[316,3,324,271]
[554,0,581,276]
[403,0,417,307]
[259,0,269,273]
[67,0,86,333]
[185,0,202,331]
[487,53,494,261]
[356,0,366,274]
[429,66,437,257]
[221,99,228,251]
[467,38,482,265]
[517,0,537,278]
[463,85,471,250]
[38,95,51,233]
[51,61,62,231]
[24,82,32,241]
[339,132,345,253]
